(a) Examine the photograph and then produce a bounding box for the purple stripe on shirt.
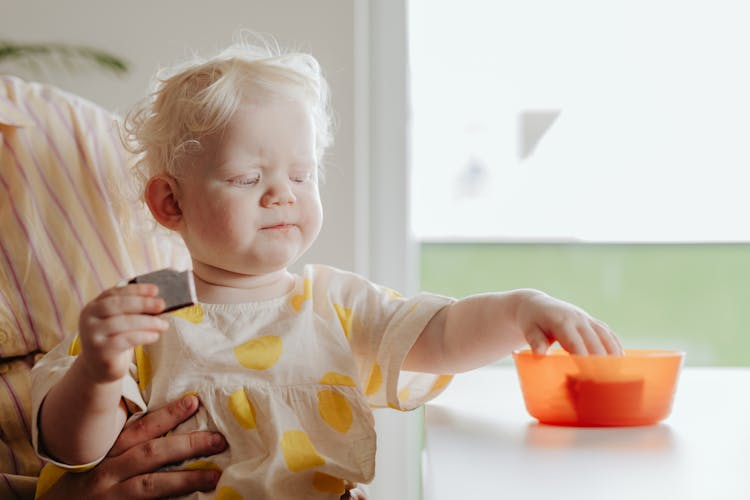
[8,128,107,292]
[53,100,125,250]
[109,116,155,271]
[19,96,124,277]
[106,125,155,271]
[0,289,30,359]
[0,473,22,500]
[2,439,19,475]
[71,101,138,276]
[51,100,112,209]
[0,239,36,352]
[0,422,23,477]
[0,140,85,306]
[0,174,65,343]
[0,374,30,442]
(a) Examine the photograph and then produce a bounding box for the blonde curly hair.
[122,34,333,199]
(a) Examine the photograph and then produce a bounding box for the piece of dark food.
[129,268,197,313]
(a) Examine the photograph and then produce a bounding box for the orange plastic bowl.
[512,349,685,427]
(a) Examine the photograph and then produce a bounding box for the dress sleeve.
[29,333,146,470]
[313,265,455,411]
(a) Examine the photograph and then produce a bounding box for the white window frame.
[356,1,424,499]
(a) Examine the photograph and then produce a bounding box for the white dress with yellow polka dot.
[31,264,454,499]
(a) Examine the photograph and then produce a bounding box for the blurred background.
[409,0,750,367]
[4,1,749,498]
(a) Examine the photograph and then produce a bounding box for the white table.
[423,366,750,500]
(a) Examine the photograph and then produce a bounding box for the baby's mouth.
[262,223,295,231]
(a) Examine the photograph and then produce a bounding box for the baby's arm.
[403,289,622,374]
[38,283,168,465]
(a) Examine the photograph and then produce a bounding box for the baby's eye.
[232,174,260,186]
[290,172,314,183]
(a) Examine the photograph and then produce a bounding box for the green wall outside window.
[419,243,750,366]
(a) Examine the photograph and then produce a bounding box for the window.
[409,0,750,365]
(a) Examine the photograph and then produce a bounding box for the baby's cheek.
[301,197,324,237]
[200,207,240,237]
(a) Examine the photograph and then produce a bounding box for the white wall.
[2,1,420,498]
[1,0,358,274]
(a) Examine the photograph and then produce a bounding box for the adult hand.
[38,394,227,499]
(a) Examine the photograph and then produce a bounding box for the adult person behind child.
[0,75,226,499]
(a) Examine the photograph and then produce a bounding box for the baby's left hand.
[516,291,623,355]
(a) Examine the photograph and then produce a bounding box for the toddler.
[31,36,622,500]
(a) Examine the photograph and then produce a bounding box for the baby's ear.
[144,175,183,230]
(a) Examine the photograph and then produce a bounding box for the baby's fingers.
[525,326,550,355]
[103,330,164,351]
[576,324,608,355]
[89,315,169,343]
[82,313,168,352]
[549,325,589,355]
[593,321,624,355]
[101,283,160,298]
[526,326,578,355]
[88,293,166,319]
[554,321,622,356]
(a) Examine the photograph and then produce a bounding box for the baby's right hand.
[78,283,168,383]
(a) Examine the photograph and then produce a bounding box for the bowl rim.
[512,348,686,359]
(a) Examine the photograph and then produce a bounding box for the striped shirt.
[0,75,188,499]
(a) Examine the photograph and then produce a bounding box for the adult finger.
[104,430,228,480]
[113,470,221,499]
[110,395,199,456]
[36,464,221,500]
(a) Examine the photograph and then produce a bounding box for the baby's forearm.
[406,290,537,373]
[38,357,127,465]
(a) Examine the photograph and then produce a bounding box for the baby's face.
[174,97,322,277]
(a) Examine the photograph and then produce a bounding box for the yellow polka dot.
[319,372,356,386]
[228,388,257,429]
[291,278,312,311]
[333,304,353,341]
[407,304,419,314]
[233,336,282,370]
[383,287,402,298]
[318,390,353,433]
[215,486,243,500]
[35,464,67,497]
[134,345,152,391]
[182,460,222,471]
[281,430,325,472]
[431,374,453,393]
[68,335,81,356]
[170,303,204,323]
[365,363,382,395]
[398,387,410,403]
[312,472,346,494]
